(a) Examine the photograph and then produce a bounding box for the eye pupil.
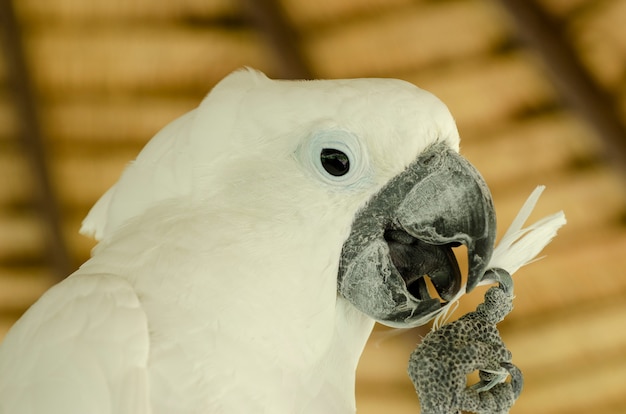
[320,148,350,177]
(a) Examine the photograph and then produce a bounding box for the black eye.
[320,148,350,177]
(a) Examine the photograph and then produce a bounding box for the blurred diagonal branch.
[499,0,626,178]
[239,0,314,79]
[0,0,72,280]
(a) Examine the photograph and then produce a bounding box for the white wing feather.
[0,274,150,414]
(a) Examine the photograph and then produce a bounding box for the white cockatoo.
[0,68,529,413]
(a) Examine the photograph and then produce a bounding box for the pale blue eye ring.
[297,129,371,189]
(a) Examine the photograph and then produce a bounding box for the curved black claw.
[501,362,524,399]
[482,268,514,295]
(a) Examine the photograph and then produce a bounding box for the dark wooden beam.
[498,0,626,177]
[239,0,314,79]
[0,0,73,280]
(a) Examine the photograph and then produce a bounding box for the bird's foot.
[407,269,522,414]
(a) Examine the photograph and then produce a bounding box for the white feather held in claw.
[432,186,566,330]
[481,185,566,283]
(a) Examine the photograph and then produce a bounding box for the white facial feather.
[81,68,460,243]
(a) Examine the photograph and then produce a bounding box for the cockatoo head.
[82,68,495,330]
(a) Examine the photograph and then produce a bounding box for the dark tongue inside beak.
[384,229,462,302]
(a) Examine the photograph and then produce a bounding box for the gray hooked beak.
[337,142,496,327]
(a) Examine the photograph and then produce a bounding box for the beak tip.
[466,285,475,293]
[465,251,493,293]
[465,277,480,293]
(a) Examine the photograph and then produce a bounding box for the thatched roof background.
[1,0,626,412]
